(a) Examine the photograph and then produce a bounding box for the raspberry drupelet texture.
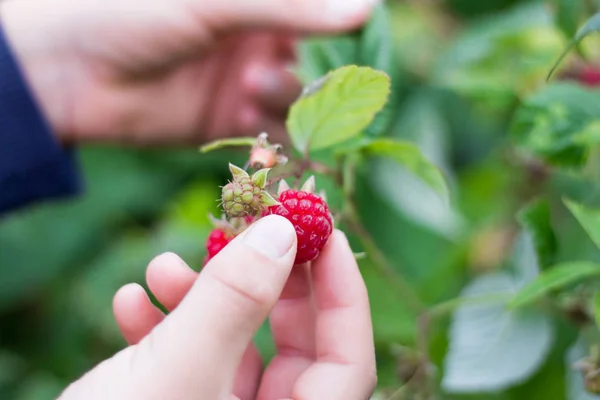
[266,189,333,265]
[204,228,233,265]
[221,176,262,218]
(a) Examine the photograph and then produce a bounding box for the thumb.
[61,215,297,400]
[190,0,381,33]
[141,215,296,398]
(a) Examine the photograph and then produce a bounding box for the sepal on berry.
[300,175,316,193]
[317,189,328,202]
[251,168,271,189]
[208,213,227,227]
[208,213,237,235]
[277,179,291,196]
[229,163,249,180]
[260,191,280,207]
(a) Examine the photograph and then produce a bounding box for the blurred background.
[2,0,600,399]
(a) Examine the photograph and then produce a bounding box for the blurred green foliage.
[6,0,600,399]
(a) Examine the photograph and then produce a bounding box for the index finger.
[292,230,377,400]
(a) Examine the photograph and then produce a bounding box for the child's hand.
[59,215,377,400]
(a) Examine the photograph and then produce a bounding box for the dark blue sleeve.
[0,24,82,217]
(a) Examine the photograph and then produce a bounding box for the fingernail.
[243,215,295,259]
[327,0,380,20]
[154,252,186,267]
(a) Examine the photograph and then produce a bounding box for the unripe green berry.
[221,177,267,217]
[220,164,280,218]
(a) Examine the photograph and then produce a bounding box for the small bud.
[248,132,287,169]
[277,179,291,196]
[250,148,277,169]
[300,175,316,193]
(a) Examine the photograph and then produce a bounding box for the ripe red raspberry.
[580,66,600,87]
[204,228,233,265]
[265,189,333,265]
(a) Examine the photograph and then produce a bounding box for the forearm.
[0,23,81,216]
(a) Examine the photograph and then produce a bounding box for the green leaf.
[360,261,417,344]
[296,36,359,84]
[317,37,359,72]
[549,12,600,80]
[368,93,464,239]
[594,291,600,330]
[555,171,600,208]
[432,2,561,107]
[358,3,397,137]
[286,65,390,153]
[510,82,600,167]
[359,138,449,202]
[564,197,600,249]
[442,272,554,393]
[296,40,333,84]
[517,198,557,270]
[199,137,257,153]
[443,233,551,393]
[553,0,586,39]
[508,262,600,309]
[359,3,393,74]
[13,372,64,400]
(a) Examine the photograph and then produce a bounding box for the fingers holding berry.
[202,132,336,268]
